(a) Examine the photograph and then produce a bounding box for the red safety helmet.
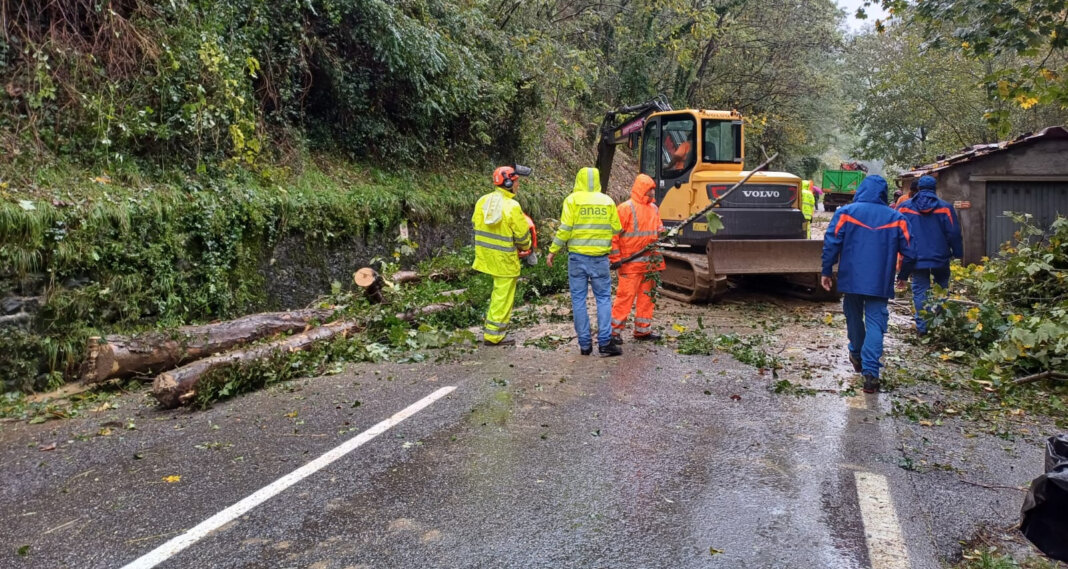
[493,166,520,190]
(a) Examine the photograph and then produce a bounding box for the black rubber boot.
[598,343,623,357]
[862,374,880,393]
[849,353,863,373]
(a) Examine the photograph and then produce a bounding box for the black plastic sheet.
[1021,434,1068,561]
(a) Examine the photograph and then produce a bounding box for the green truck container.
[820,169,866,212]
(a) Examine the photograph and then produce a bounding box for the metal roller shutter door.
[986,181,1068,257]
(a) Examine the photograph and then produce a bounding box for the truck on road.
[820,162,867,212]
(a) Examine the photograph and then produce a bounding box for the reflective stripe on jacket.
[609,174,665,274]
[897,189,963,273]
[549,167,621,256]
[472,188,532,278]
[821,175,915,299]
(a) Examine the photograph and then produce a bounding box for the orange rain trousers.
[611,273,656,337]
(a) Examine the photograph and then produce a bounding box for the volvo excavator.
[596,97,836,303]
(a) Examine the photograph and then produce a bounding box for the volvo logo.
[742,190,781,198]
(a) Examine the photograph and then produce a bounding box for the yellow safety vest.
[549,167,621,256]
[801,188,815,222]
[471,188,532,278]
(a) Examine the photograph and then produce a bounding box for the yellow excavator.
[596,96,835,302]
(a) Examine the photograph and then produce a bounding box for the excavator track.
[660,249,728,303]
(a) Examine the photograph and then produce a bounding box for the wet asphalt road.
[0,295,1044,569]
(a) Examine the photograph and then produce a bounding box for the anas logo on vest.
[579,206,608,216]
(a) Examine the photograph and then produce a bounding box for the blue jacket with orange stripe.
[821,175,915,299]
[896,189,962,274]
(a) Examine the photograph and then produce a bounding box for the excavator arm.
[595,95,672,193]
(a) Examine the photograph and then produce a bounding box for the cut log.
[152,302,455,408]
[80,308,335,384]
[353,267,385,304]
[391,270,423,284]
[396,303,455,321]
[390,269,465,285]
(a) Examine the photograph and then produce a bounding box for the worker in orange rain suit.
[608,173,666,343]
[472,166,534,346]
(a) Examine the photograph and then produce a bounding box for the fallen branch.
[80,308,335,384]
[1013,370,1068,385]
[957,477,1028,492]
[151,303,455,408]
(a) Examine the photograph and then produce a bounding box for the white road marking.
[854,471,912,569]
[120,386,457,569]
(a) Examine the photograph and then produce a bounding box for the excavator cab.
[597,98,837,302]
[636,109,807,247]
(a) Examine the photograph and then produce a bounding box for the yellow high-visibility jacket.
[801,186,815,222]
[472,187,532,278]
[549,168,621,256]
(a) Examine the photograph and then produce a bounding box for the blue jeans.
[843,294,888,378]
[911,266,950,334]
[568,253,613,349]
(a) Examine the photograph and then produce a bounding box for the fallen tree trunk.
[152,303,454,408]
[80,308,336,384]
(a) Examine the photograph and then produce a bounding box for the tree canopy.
[1,0,846,175]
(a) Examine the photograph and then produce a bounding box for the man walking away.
[472,166,533,346]
[821,175,915,393]
[609,174,665,343]
[896,175,963,335]
[547,167,623,356]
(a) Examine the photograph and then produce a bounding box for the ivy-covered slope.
[0,158,571,393]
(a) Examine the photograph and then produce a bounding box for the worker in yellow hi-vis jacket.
[472,165,533,346]
[546,167,622,356]
[801,180,815,238]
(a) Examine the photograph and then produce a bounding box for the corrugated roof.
[899,125,1068,180]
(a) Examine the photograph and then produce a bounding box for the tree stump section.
[354,267,385,304]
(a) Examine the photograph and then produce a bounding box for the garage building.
[899,126,1068,265]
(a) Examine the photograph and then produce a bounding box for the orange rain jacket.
[610,174,666,275]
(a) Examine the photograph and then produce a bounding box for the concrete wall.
[923,138,1068,265]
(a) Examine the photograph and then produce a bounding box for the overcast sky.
[837,0,889,33]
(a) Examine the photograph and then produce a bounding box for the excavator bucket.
[660,239,837,303]
[706,239,825,275]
